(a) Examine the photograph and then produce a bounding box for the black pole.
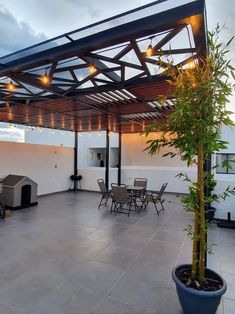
[118,131,122,185]
[105,129,110,191]
[73,131,78,191]
[203,155,212,267]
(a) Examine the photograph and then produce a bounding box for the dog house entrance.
[21,185,31,206]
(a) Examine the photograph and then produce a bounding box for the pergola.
[0,0,207,188]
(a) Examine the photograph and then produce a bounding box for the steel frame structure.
[0,0,207,133]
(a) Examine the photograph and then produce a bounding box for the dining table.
[127,185,146,212]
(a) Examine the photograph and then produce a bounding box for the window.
[216,153,235,174]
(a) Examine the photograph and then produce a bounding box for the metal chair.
[133,178,148,203]
[97,179,111,209]
[143,183,168,215]
[134,178,148,189]
[110,185,132,216]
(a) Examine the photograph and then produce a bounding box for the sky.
[0,0,234,141]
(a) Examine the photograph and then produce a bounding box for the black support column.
[73,131,78,191]
[118,131,122,185]
[105,129,110,191]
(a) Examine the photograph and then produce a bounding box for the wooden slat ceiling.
[0,0,206,133]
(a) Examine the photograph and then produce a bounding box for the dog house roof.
[2,175,37,187]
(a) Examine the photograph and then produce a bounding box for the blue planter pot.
[172,264,226,314]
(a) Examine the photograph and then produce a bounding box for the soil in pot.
[176,266,223,291]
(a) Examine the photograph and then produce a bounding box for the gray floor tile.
[0,191,234,314]
[221,271,235,301]
[67,260,123,293]
[223,298,235,314]
[94,296,157,314]
[0,301,26,314]
[93,245,140,269]
[0,263,64,312]
[154,222,186,245]
[31,280,104,314]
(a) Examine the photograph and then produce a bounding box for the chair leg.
[105,196,109,206]
[160,200,165,212]
[98,195,105,209]
[154,202,160,215]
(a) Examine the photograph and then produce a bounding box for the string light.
[6,81,15,91]
[146,38,153,57]
[41,69,51,85]
[187,61,196,70]
[89,64,96,74]
[8,123,15,129]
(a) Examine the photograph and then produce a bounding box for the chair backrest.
[134,178,147,189]
[97,179,107,193]
[112,185,128,203]
[158,183,168,198]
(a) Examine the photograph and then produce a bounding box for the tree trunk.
[198,144,206,284]
[191,208,200,280]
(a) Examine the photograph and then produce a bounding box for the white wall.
[78,131,118,168]
[78,132,196,193]
[0,141,73,195]
[213,126,235,219]
[121,133,196,193]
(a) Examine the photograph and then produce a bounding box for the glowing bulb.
[98,131,102,137]
[6,81,15,91]
[146,43,153,57]
[41,74,51,85]
[89,64,96,74]
[187,61,195,70]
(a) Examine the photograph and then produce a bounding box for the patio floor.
[0,191,234,314]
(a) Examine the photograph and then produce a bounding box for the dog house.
[2,175,38,209]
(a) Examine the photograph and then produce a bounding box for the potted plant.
[144,26,235,314]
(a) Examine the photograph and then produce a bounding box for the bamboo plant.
[145,26,235,287]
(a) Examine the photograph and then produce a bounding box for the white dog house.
[2,175,38,209]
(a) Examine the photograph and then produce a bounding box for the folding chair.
[144,183,168,215]
[110,185,132,216]
[97,179,111,209]
[134,178,147,197]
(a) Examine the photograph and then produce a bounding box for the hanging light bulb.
[188,61,195,70]
[146,38,153,57]
[41,69,51,85]
[6,81,15,91]
[89,64,96,74]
